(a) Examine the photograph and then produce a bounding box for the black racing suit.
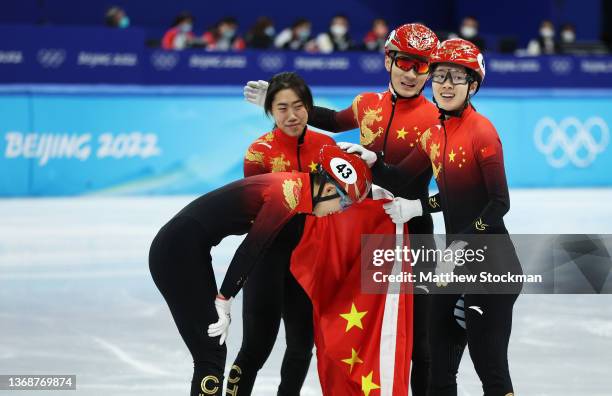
[372,105,522,396]
[149,172,312,396]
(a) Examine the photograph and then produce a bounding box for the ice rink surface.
[1,188,612,395]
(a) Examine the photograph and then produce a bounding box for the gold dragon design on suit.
[359,107,384,146]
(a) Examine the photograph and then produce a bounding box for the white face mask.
[561,30,575,43]
[297,29,310,40]
[460,25,477,39]
[179,23,192,33]
[330,24,347,36]
[540,27,555,39]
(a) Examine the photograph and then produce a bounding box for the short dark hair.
[105,6,123,27]
[220,17,238,26]
[172,12,193,27]
[264,72,314,116]
[292,18,310,30]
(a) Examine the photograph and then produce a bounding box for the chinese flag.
[291,199,413,396]
[480,145,496,159]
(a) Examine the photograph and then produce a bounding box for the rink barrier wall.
[1,26,612,88]
[0,85,610,196]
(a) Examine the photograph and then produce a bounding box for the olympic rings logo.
[359,55,384,73]
[150,52,179,71]
[258,54,285,72]
[37,49,66,68]
[534,116,609,168]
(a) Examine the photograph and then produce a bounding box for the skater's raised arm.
[244,79,358,133]
[308,104,358,132]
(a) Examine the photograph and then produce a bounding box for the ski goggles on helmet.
[431,68,471,85]
[393,55,430,74]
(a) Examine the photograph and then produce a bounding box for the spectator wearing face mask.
[274,18,317,52]
[246,16,276,49]
[203,17,246,51]
[162,12,197,50]
[559,23,576,44]
[316,14,356,53]
[527,20,560,55]
[363,18,389,52]
[456,16,486,51]
[105,6,130,29]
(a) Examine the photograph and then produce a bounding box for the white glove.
[382,197,423,224]
[207,296,232,345]
[243,80,269,107]
[337,142,377,167]
[435,240,468,287]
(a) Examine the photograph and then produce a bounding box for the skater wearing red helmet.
[344,38,522,396]
[244,23,441,395]
[230,72,337,396]
[149,146,371,396]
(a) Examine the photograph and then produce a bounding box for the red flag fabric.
[291,199,413,396]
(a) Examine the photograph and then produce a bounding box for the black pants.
[226,219,313,396]
[408,221,435,396]
[149,216,226,396]
[428,293,518,396]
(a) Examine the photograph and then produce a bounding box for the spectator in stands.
[162,12,197,50]
[203,17,246,51]
[246,16,276,49]
[452,16,486,51]
[105,6,129,29]
[274,18,317,52]
[363,18,389,52]
[317,14,356,53]
[527,20,559,55]
[560,23,576,44]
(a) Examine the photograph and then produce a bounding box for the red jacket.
[244,128,336,177]
[161,27,195,50]
[202,31,246,51]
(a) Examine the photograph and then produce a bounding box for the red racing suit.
[309,89,439,234]
[372,104,511,235]
[244,127,335,176]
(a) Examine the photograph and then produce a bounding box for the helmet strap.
[311,168,343,207]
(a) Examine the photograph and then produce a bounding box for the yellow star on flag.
[361,371,380,396]
[341,348,363,373]
[308,161,318,172]
[340,303,367,332]
[448,149,456,162]
[396,127,408,140]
